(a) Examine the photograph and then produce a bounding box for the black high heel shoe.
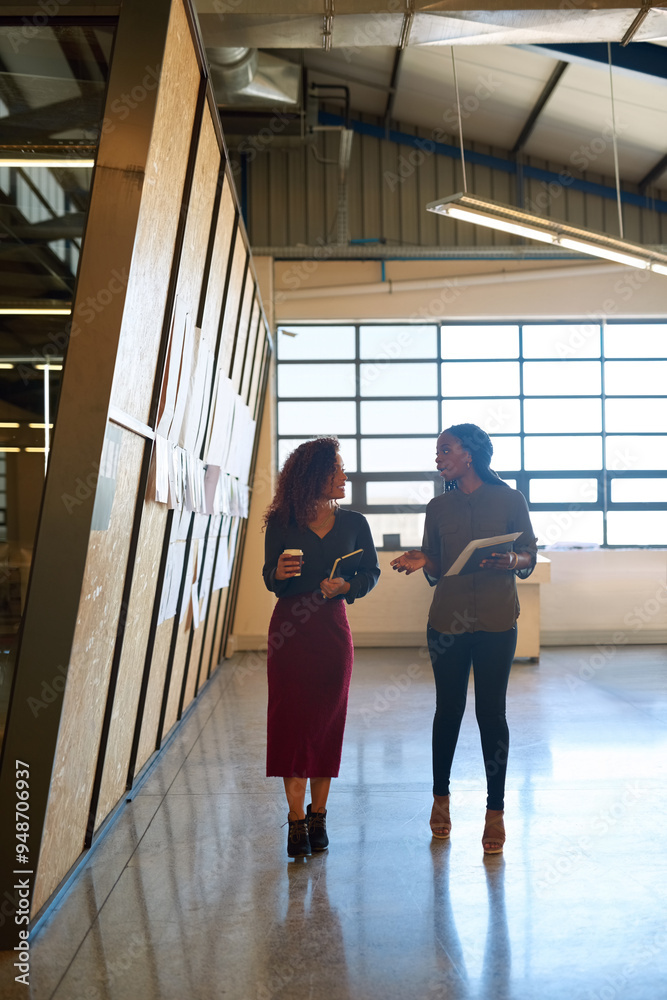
[307,804,329,851]
[287,815,312,857]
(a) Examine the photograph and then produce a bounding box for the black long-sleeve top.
[263,508,380,604]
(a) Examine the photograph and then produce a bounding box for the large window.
[276,322,667,550]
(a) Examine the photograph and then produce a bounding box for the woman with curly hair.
[392,424,537,854]
[263,437,380,858]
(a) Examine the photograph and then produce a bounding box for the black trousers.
[427,624,517,811]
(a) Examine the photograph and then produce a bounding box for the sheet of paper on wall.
[159,541,185,624]
[157,552,172,625]
[237,482,249,518]
[205,371,235,470]
[91,423,122,530]
[204,464,221,515]
[152,434,170,503]
[184,451,196,512]
[227,397,255,483]
[156,295,188,439]
[175,505,191,541]
[219,472,231,516]
[167,444,181,509]
[180,326,210,454]
[187,457,206,513]
[192,512,209,540]
[168,311,195,445]
[212,539,230,591]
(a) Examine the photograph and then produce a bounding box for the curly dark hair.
[264,437,340,529]
[442,423,508,491]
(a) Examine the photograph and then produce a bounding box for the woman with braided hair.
[391,424,537,854]
[263,437,379,858]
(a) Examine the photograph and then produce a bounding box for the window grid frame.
[275,321,667,548]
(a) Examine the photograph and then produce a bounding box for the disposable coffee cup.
[283,549,303,575]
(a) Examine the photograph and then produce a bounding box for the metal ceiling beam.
[511,60,568,154]
[383,48,404,135]
[525,42,667,83]
[194,1,656,12]
[10,213,86,242]
[319,110,667,214]
[639,152,667,193]
[620,2,653,46]
[0,95,103,136]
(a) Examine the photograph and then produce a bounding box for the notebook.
[329,548,364,580]
[444,532,522,577]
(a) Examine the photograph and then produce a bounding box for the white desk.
[515,555,551,660]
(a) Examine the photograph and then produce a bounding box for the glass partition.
[0,20,116,747]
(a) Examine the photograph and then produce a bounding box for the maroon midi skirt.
[266,593,354,778]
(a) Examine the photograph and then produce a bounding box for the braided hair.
[442,423,508,491]
[263,437,340,530]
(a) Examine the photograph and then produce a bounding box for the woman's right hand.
[390,550,427,575]
[275,553,303,580]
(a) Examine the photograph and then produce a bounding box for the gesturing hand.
[390,550,426,575]
[320,576,350,599]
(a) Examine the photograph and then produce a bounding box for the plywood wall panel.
[173,108,221,322]
[218,240,247,377]
[248,330,267,417]
[135,618,173,774]
[182,621,206,711]
[34,429,145,913]
[200,182,237,345]
[212,588,230,667]
[161,539,199,736]
[229,279,254,393]
[94,496,169,830]
[240,300,260,402]
[198,585,222,690]
[1,0,272,936]
[110,0,200,426]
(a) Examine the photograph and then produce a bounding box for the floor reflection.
[4,646,667,1000]
[430,844,511,1000]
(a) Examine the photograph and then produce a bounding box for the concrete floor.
[1,644,666,1000]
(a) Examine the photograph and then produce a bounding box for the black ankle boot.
[307,804,329,851]
[287,816,311,857]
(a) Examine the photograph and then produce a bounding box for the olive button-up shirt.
[422,483,538,634]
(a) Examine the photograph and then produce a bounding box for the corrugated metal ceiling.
[197,3,667,192]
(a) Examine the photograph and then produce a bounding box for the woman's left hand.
[480,551,517,571]
[320,576,351,599]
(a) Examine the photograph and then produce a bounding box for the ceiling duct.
[206,47,300,107]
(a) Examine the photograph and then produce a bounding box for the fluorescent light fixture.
[25,447,46,453]
[1,159,94,168]
[0,363,14,369]
[435,205,556,244]
[0,447,20,453]
[35,364,63,371]
[426,193,667,276]
[0,422,19,428]
[0,308,71,315]
[29,422,53,429]
[558,238,649,269]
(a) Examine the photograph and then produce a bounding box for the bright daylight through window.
[276,323,667,550]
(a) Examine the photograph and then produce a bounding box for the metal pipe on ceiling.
[276,261,629,300]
